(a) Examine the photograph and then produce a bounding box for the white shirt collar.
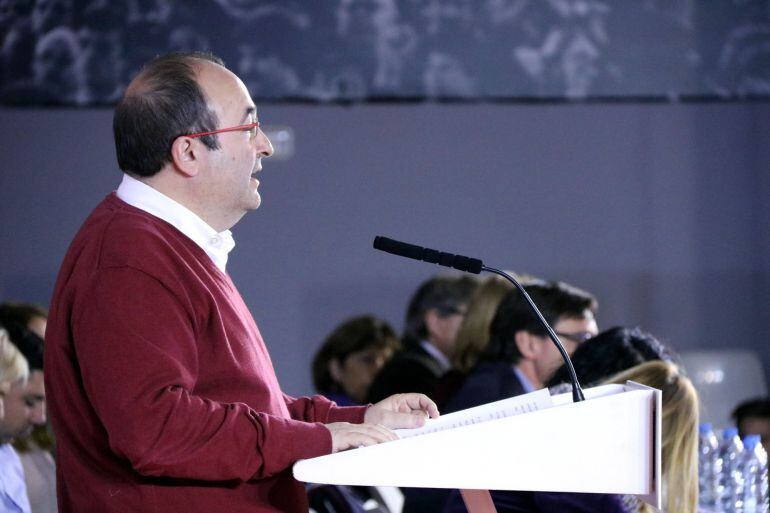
[419,340,452,373]
[513,365,536,393]
[116,174,235,273]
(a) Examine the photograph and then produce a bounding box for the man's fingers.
[327,422,398,453]
[379,409,427,429]
[398,393,440,419]
[371,422,399,441]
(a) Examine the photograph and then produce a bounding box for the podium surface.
[294,383,662,509]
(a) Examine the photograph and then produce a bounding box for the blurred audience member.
[308,314,402,513]
[312,315,400,406]
[367,274,479,403]
[0,303,46,341]
[732,397,770,457]
[444,280,598,413]
[0,302,56,513]
[0,328,30,513]
[451,274,516,375]
[0,329,29,420]
[407,279,594,513]
[0,327,37,513]
[0,311,45,444]
[609,361,699,513]
[547,326,673,389]
[433,273,514,408]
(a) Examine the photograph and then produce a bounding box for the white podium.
[294,382,662,512]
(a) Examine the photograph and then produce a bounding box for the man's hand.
[364,393,440,429]
[325,422,398,453]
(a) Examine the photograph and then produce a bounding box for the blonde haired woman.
[609,360,699,513]
[451,274,515,374]
[0,329,31,513]
[431,274,515,411]
[0,328,29,419]
[443,360,698,513]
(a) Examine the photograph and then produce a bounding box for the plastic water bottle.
[700,423,720,507]
[739,435,769,513]
[718,427,745,513]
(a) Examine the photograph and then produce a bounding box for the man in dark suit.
[367,274,478,404]
[406,279,599,513]
[444,279,598,413]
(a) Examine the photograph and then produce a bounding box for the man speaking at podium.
[44,52,437,513]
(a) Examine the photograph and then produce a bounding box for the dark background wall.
[1,102,767,396]
[2,1,769,105]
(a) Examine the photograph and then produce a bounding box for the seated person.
[546,326,673,389]
[433,274,514,408]
[312,315,400,406]
[606,361,698,513]
[444,342,698,513]
[443,280,598,414]
[367,274,479,404]
[732,397,770,457]
[410,280,596,513]
[309,316,402,512]
[0,328,31,513]
[0,302,56,513]
[0,329,29,420]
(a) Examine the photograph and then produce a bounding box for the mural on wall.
[0,0,768,106]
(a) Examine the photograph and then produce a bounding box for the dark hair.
[483,280,597,364]
[732,398,770,433]
[0,301,47,371]
[113,51,224,177]
[546,326,672,388]
[312,315,400,394]
[402,274,479,347]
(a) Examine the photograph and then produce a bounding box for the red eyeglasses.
[185,121,260,139]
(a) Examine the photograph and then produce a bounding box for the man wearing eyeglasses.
[44,52,437,513]
[399,279,598,513]
[444,279,598,414]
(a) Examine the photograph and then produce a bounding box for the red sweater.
[45,194,366,512]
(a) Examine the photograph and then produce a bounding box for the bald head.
[113,52,225,178]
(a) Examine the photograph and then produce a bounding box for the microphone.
[373,236,483,274]
[372,235,586,402]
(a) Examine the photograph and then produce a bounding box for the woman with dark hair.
[546,326,673,389]
[312,315,400,406]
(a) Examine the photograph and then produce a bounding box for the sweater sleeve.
[283,393,368,424]
[73,266,331,482]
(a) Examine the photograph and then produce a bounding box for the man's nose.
[30,402,46,425]
[256,129,274,158]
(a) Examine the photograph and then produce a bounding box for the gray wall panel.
[0,102,767,396]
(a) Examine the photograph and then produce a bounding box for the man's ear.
[514,331,539,360]
[169,136,201,177]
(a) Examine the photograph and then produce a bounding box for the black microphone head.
[373,236,424,260]
[373,235,483,274]
[372,236,390,251]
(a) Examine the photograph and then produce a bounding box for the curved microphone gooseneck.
[372,235,585,403]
